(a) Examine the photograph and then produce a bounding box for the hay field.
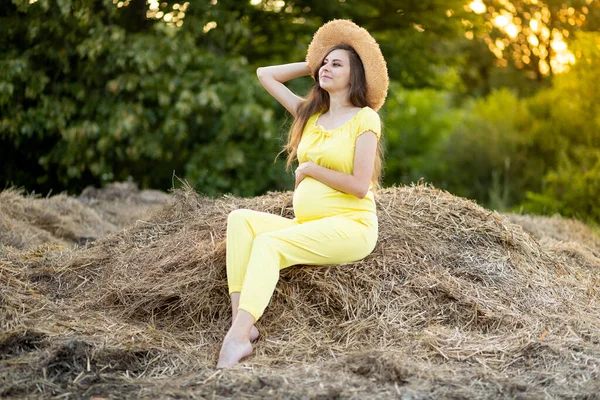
[1,182,599,399]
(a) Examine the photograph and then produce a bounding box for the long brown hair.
[277,44,385,191]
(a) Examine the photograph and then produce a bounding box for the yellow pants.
[226,209,378,321]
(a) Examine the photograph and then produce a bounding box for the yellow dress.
[294,106,381,223]
[226,106,382,321]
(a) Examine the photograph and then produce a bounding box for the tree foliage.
[390,88,541,208]
[519,31,600,222]
[0,0,289,195]
[472,0,599,80]
[385,32,599,223]
[382,83,462,186]
[192,0,477,88]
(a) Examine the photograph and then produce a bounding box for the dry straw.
[1,183,599,398]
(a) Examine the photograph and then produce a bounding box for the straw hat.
[306,19,389,111]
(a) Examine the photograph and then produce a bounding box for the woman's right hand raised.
[256,62,311,118]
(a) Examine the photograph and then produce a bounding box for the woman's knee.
[227,208,256,226]
[252,233,277,248]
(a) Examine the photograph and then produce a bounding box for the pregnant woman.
[217,19,389,368]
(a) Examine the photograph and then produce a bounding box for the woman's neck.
[327,91,355,114]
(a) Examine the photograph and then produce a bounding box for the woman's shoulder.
[355,106,380,126]
[353,106,381,137]
[359,106,379,119]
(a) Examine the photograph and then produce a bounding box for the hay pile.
[1,183,599,399]
[506,213,600,276]
[0,182,168,250]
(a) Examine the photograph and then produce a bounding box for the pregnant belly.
[292,177,375,223]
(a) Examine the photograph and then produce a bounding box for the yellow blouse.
[292,106,381,224]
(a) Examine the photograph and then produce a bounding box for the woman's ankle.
[228,309,255,342]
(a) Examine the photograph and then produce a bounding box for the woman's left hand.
[295,162,315,189]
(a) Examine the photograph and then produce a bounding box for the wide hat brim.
[306,19,389,111]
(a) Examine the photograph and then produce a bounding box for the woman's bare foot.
[250,326,260,342]
[218,309,255,368]
[216,335,253,368]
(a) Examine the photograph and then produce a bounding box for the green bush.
[517,32,600,223]
[0,1,290,196]
[520,148,600,223]
[383,83,462,186]
[414,88,538,209]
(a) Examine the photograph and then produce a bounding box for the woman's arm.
[256,62,311,118]
[295,131,378,199]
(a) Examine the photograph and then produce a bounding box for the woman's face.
[318,49,351,93]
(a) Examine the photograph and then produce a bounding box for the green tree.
[519,31,600,222]
[0,0,288,196]
[382,83,463,186]
[470,0,600,81]
[419,88,539,208]
[192,0,479,89]
[521,149,600,222]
